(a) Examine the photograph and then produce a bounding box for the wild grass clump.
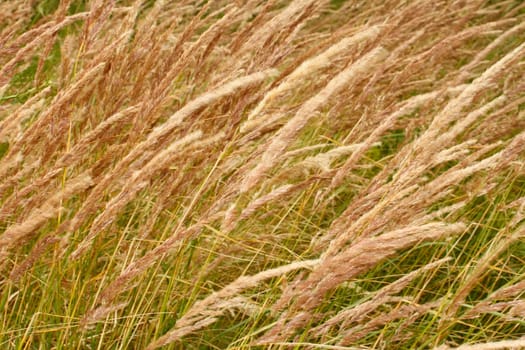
[1,0,525,349]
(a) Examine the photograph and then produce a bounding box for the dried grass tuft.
[1,1,524,349]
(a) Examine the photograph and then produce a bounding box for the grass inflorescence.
[1,0,525,349]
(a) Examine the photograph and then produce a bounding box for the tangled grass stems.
[1,0,525,349]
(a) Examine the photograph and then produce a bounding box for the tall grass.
[1,0,525,349]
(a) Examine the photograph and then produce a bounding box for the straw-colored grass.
[1,0,524,349]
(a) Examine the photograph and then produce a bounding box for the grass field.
[1,0,525,349]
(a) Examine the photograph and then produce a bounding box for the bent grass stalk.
[1,1,524,349]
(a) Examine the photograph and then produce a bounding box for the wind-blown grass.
[1,0,525,349]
